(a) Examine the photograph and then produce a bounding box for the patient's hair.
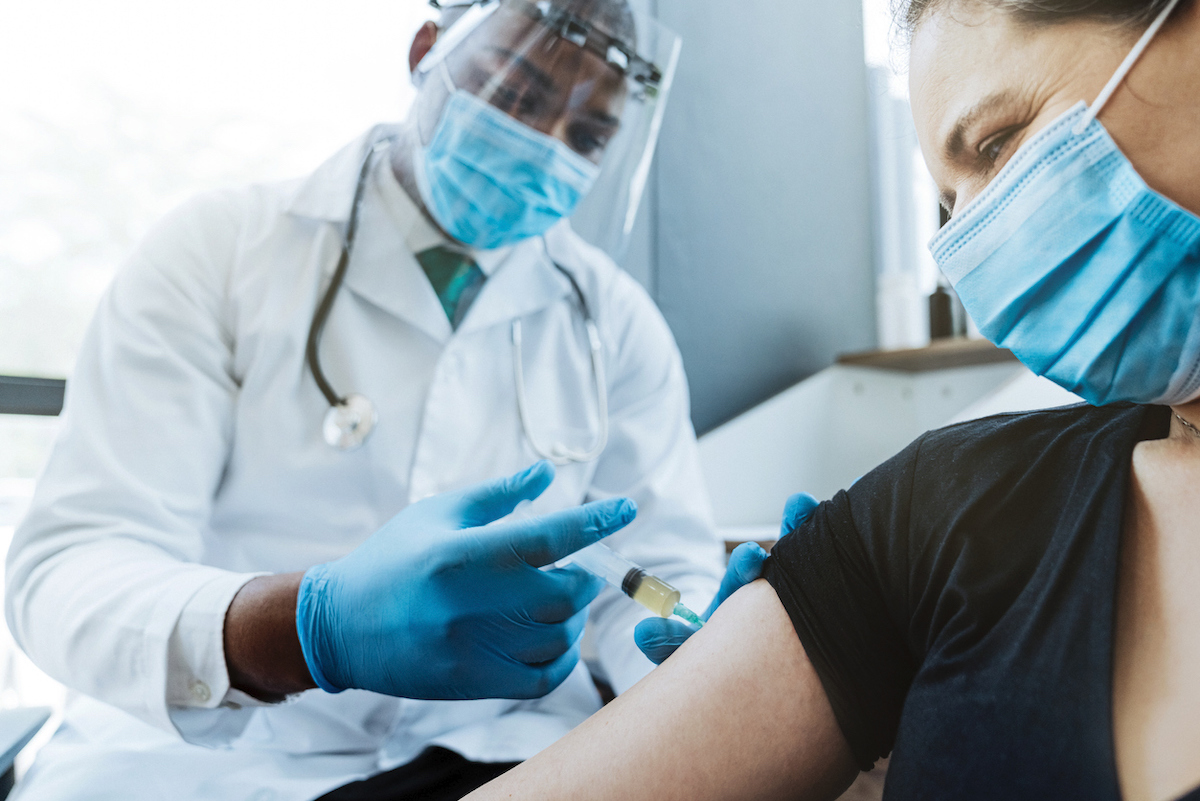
[896,0,1189,33]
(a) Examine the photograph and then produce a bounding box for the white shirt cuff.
[166,571,265,709]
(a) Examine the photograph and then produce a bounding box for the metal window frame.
[0,376,66,417]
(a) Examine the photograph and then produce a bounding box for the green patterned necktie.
[415,245,486,329]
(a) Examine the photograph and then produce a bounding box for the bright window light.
[0,0,435,378]
[0,0,436,771]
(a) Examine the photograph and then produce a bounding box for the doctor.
[5,1,727,799]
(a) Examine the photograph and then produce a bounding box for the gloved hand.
[634,492,819,665]
[296,461,636,700]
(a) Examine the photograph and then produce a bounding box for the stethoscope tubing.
[511,247,609,465]
[306,138,394,410]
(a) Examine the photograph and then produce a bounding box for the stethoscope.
[307,136,609,463]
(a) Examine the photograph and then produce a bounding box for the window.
[861,0,947,350]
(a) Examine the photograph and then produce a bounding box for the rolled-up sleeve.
[5,191,263,743]
[764,438,923,770]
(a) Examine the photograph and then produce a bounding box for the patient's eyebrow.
[944,90,1020,160]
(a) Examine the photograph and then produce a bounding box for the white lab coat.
[6,125,724,801]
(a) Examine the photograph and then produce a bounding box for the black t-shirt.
[765,403,1200,801]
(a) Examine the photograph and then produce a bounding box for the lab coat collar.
[286,125,511,277]
[343,224,574,345]
[285,124,397,224]
[372,154,446,257]
[288,126,574,344]
[370,155,512,279]
[342,175,454,343]
[455,235,574,338]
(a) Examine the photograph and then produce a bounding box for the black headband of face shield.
[428,0,663,92]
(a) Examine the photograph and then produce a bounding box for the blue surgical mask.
[414,87,600,251]
[930,0,1200,406]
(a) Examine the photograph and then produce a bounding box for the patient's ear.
[409,21,439,74]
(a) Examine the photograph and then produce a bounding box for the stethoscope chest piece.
[323,393,377,450]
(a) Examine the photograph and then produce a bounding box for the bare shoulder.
[465,580,858,801]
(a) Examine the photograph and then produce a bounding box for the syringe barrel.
[566,543,637,590]
[566,543,681,618]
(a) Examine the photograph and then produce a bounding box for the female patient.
[465,1,1200,799]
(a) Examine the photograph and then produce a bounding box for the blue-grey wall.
[580,1,877,435]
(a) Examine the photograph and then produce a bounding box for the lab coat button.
[189,680,211,704]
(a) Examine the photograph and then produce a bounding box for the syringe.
[564,543,704,627]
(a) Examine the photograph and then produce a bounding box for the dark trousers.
[315,747,519,801]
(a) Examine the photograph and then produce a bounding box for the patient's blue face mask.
[930,0,1200,406]
[414,67,601,251]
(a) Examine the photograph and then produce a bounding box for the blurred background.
[0,0,944,767]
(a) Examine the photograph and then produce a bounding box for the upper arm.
[2,191,258,732]
[583,271,725,691]
[20,189,245,553]
[465,580,858,801]
[764,442,923,770]
[592,270,695,478]
[585,268,714,544]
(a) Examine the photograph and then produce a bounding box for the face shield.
[413,0,680,259]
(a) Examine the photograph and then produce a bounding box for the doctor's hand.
[293,461,636,701]
[633,492,819,665]
[228,460,628,705]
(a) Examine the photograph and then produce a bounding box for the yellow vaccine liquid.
[622,569,681,618]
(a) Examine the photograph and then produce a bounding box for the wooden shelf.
[836,338,1017,373]
[724,539,777,556]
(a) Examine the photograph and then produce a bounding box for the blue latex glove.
[778,491,821,538]
[634,492,820,665]
[296,461,636,700]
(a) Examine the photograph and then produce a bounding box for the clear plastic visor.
[415,0,680,260]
